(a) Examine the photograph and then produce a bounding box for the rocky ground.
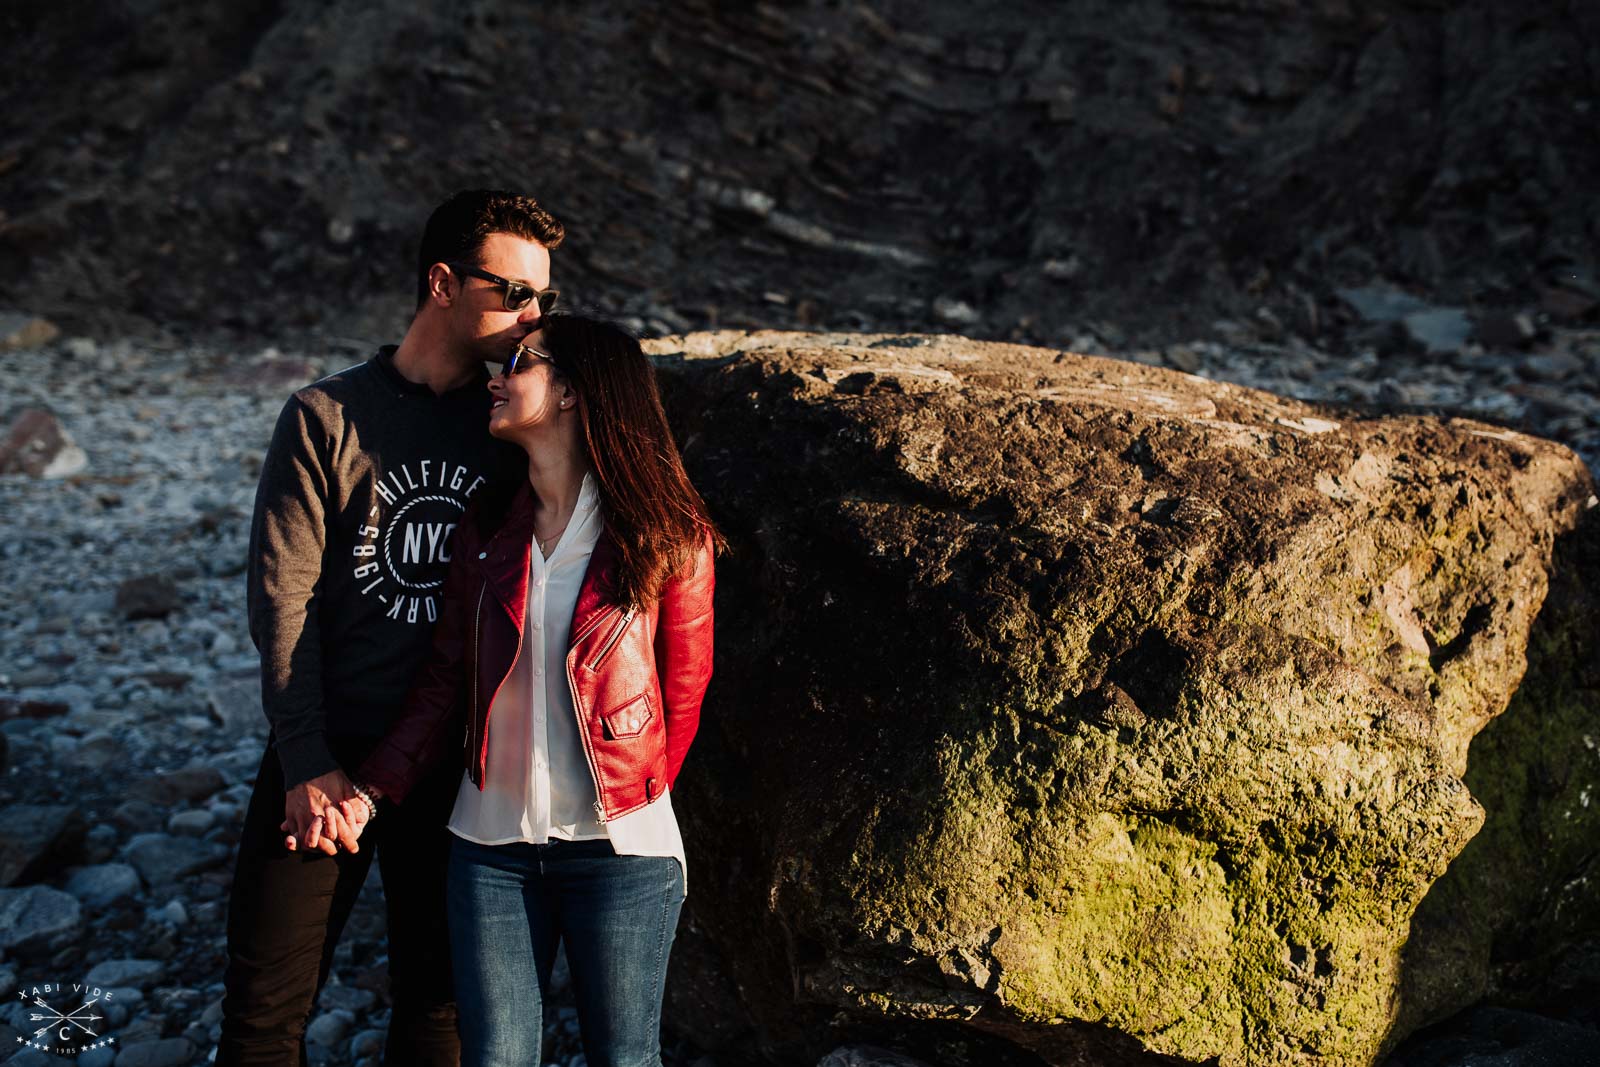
[1,312,1597,1065]
[3,3,1598,1063]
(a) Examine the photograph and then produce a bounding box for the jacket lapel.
[481,483,535,627]
[568,531,620,648]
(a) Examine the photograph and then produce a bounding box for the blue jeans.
[447,835,684,1067]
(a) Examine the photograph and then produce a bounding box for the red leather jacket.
[359,482,715,822]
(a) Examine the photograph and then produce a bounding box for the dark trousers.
[217,737,461,1067]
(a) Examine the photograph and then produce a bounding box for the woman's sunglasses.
[447,262,559,315]
[501,342,557,378]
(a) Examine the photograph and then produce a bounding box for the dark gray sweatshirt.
[246,346,519,786]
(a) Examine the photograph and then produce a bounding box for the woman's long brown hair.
[476,314,723,607]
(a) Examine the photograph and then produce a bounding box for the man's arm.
[248,396,361,854]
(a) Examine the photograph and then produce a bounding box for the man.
[218,189,565,1066]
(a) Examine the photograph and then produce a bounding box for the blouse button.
[478,551,487,560]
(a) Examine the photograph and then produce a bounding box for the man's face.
[445,232,553,363]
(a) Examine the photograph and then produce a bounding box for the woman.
[339,315,719,1067]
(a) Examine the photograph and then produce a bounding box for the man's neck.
[391,322,478,395]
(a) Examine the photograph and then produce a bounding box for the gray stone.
[1401,307,1473,355]
[111,801,161,832]
[318,985,377,1013]
[817,1047,936,1067]
[83,824,120,865]
[931,296,980,325]
[7,1049,59,1067]
[1477,311,1538,349]
[65,731,123,772]
[122,833,229,888]
[349,1028,385,1058]
[1163,344,1201,373]
[150,900,187,925]
[0,803,85,885]
[11,665,59,687]
[1,685,87,720]
[85,959,166,989]
[1385,1006,1598,1065]
[166,809,215,836]
[641,331,1600,1067]
[114,575,183,620]
[1337,284,1429,323]
[114,1037,195,1067]
[305,1008,355,1047]
[65,863,142,907]
[1518,351,1586,382]
[78,1045,118,1067]
[0,407,84,477]
[0,312,60,350]
[130,765,227,805]
[0,885,81,949]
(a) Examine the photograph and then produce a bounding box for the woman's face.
[486,336,572,440]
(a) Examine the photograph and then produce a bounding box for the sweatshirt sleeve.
[247,395,340,787]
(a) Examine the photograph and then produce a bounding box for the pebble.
[0,312,60,350]
[0,885,81,949]
[1519,351,1586,381]
[122,832,230,886]
[167,809,216,836]
[114,575,185,621]
[816,1046,937,1067]
[114,1037,195,1067]
[1337,284,1429,323]
[0,407,87,478]
[0,802,85,884]
[65,863,143,907]
[346,1027,385,1058]
[112,800,163,833]
[931,296,980,326]
[103,988,144,1026]
[85,958,166,989]
[66,731,125,771]
[131,766,228,806]
[306,1008,356,1047]
[149,899,188,925]
[77,1045,117,1067]
[319,984,378,1013]
[1402,308,1473,356]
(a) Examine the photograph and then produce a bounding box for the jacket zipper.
[466,581,486,770]
[566,654,611,825]
[589,606,635,671]
[578,605,632,822]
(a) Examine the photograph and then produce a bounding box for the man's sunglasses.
[446,261,559,315]
[500,342,558,378]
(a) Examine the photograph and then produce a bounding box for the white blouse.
[447,471,688,891]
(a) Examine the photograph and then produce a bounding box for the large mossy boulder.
[645,332,1600,1066]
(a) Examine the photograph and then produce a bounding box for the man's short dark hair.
[415,189,565,307]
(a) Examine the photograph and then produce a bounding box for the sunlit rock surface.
[647,331,1600,1066]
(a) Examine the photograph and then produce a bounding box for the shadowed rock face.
[4,2,1598,346]
[644,332,1600,1066]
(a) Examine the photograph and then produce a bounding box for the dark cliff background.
[2,0,1597,350]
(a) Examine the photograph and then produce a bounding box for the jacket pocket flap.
[602,693,654,739]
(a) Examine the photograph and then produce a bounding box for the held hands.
[280,769,374,855]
